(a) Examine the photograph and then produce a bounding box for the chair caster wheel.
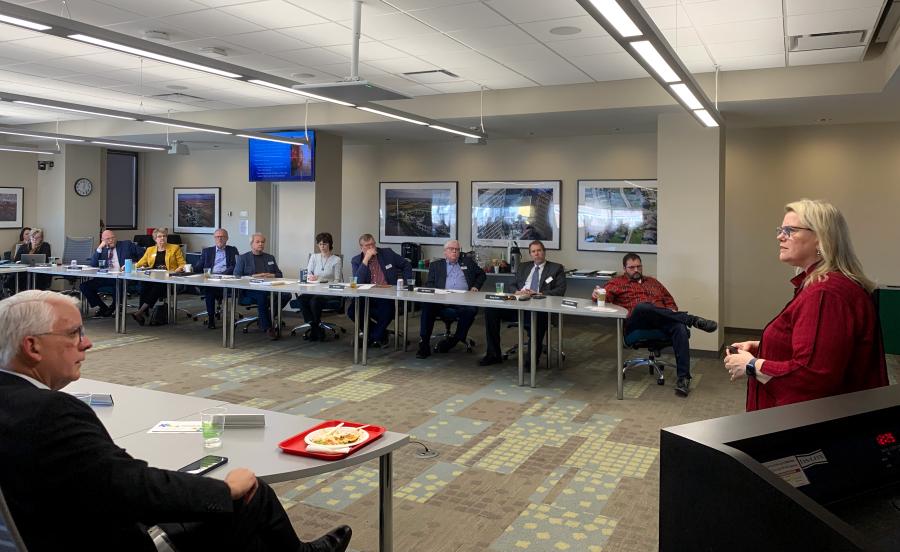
[242,328,249,334]
[657,378,665,385]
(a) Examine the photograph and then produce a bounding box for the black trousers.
[625,302,692,379]
[347,298,394,341]
[483,308,549,359]
[80,278,115,309]
[203,287,223,320]
[139,282,167,309]
[299,294,327,328]
[157,481,300,552]
[420,303,478,341]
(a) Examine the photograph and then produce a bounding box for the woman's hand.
[724,350,754,381]
[730,340,759,356]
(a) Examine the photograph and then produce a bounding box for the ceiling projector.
[167,140,190,155]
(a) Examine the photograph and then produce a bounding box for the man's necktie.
[530,265,540,291]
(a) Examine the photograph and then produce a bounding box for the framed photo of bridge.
[173,187,220,234]
[471,180,561,250]
[379,181,457,245]
[577,179,658,252]
[0,187,23,229]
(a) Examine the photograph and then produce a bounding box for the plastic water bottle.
[397,278,404,291]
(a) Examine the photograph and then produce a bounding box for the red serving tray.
[278,420,385,461]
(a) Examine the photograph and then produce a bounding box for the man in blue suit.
[234,233,288,340]
[194,228,240,329]
[348,233,412,347]
[416,240,486,358]
[80,230,140,317]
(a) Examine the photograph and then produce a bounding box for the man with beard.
[597,253,717,397]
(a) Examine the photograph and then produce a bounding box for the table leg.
[517,309,524,386]
[403,301,408,352]
[530,311,537,388]
[362,297,370,366]
[617,318,624,400]
[171,284,178,325]
[229,290,237,349]
[28,271,34,290]
[558,313,564,368]
[379,452,394,552]
[394,299,399,351]
[120,280,128,334]
[222,288,229,348]
[14,272,19,294]
[353,296,359,365]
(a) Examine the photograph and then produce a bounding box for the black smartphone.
[726,345,739,354]
[178,455,228,475]
[531,294,547,300]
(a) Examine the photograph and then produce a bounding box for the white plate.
[305,427,368,450]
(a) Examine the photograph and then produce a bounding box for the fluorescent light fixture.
[693,109,719,128]
[427,125,482,139]
[247,79,356,107]
[143,119,232,135]
[357,106,428,126]
[235,133,307,146]
[13,100,136,121]
[68,34,243,79]
[91,141,167,151]
[0,14,51,31]
[0,146,58,154]
[0,130,83,142]
[588,0,641,38]
[670,83,702,110]
[630,41,679,83]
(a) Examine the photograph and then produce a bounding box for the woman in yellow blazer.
[132,227,186,325]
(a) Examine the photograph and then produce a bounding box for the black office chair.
[0,485,28,551]
[133,234,154,248]
[289,297,347,340]
[622,328,685,385]
[431,306,476,352]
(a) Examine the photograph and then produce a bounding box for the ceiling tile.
[707,38,784,60]
[419,49,492,69]
[483,43,565,65]
[72,51,165,70]
[683,59,716,73]
[548,35,623,58]
[436,59,516,80]
[426,80,485,93]
[265,65,341,81]
[324,42,410,61]
[383,33,469,56]
[160,9,265,36]
[274,47,349,67]
[58,73,132,88]
[695,18,784,44]
[221,30,313,52]
[786,7,880,36]
[33,55,115,75]
[683,0,782,27]
[104,18,211,42]
[191,0,267,7]
[3,63,66,78]
[483,0,588,24]
[661,27,703,48]
[8,35,107,57]
[639,0,678,7]
[477,73,535,89]
[448,25,536,50]
[717,53,785,71]
[220,0,328,29]
[221,53,298,70]
[788,46,865,66]
[93,0,207,18]
[506,60,591,86]
[171,37,257,58]
[364,56,438,74]
[25,0,144,26]
[667,44,713,66]
[387,0,473,9]
[277,22,355,46]
[316,61,389,79]
[410,3,509,32]
[519,15,609,42]
[359,12,439,40]
[284,0,397,20]
[570,51,648,81]
[785,0,884,17]
[644,4,691,30]
[0,25,43,42]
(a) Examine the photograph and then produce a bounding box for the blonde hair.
[152,227,168,238]
[30,227,43,241]
[785,199,874,293]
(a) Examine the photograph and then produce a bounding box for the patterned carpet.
[78,299,899,552]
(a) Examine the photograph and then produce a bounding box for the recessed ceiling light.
[550,26,582,36]
[199,46,228,57]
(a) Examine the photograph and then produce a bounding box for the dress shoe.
[416,341,431,359]
[207,320,216,330]
[436,337,458,353]
[131,312,146,326]
[478,355,502,366]
[675,377,692,397]
[97,305,114,318]
[300,524,352,552]
[690,316,718,333]
[266,327,279,340]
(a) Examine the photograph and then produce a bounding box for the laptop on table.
[20,254,47,266]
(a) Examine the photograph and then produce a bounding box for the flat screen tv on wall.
[248,129,316,182]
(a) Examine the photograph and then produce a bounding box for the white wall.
[275,183,315,278]
[64,145,103,247]
[0,151,39,256]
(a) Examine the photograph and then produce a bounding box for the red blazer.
[747,270,888,411]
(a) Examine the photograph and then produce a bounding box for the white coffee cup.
[184,264,193,273]
[596,288,607,306]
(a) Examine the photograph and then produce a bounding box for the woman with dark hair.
[298,232,343,341]
[12,227,31,258]
[725,199,887,411]
[14,227,51,290]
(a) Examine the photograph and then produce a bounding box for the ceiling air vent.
[790,31,866,52]
[402,69,460,84]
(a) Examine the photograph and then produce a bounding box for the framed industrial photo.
[173,187,220,234]
[577,179,658,252]
[471,180,561,250]
[0,187,23,229]
[379,181,457,245]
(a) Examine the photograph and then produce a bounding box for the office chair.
[431,306,476,352]
[133,234,154,249]
[289,296,347,340]
[0,485,28,552]
[233,293,260,333]
[54,236,94,296]
[622,329,685,385]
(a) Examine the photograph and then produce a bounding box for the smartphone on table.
[178,455,228,475]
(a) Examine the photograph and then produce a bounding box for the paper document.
[148,421,202,433]
[585,306,620,313]
[356,284,375,290]
[249,279,290,286]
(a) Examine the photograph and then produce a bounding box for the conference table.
[27,267,631,399]
[67,378,409,552]
[0,264,27,294]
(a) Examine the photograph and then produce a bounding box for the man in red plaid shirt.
[595,253,717,397]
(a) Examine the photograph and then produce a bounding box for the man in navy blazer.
[193,228,240,329]
[234,233,289,340]
[80,230,140,317]
[348,233,412,346]
[416,240,486,358]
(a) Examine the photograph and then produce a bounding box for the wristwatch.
[746,357,758,378]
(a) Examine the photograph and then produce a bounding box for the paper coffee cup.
[596,290,606,306]
[184,264,192,273]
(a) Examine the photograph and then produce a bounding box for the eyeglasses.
[776,226,812,238]
[35,325,85,344]
[625,264,643,270]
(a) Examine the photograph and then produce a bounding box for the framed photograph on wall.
[379,181,457,245]
[0,187,23,229]
[173,187,220,234]
[577,179,658,252]
[471,180,561,250]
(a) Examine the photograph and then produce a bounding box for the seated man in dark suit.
[80,229,140,317]
[0,290,351,552]
[194,228,240,329]
[348,233,412,347]
[480,240,567,366]
[234,233,289,340]
[416,239,486,358]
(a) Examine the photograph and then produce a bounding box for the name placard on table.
[561,299,579,308]
[414,287,436,294]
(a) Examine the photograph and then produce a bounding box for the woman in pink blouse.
[725,199,887,411]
